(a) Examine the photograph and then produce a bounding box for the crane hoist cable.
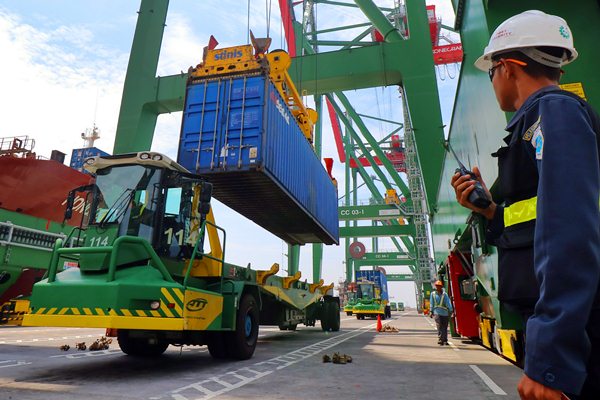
[247,0,251,44]
[266,0,273,38]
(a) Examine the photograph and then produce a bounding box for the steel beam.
[338,204,405,221]
[354,258,415,267]
[361,252,411,261]
[340,225,414,238]
[353,0,403,42]
[387,273,415,281]
[312,95,323,281]
[113,0,170,153]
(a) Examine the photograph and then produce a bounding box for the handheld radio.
[446,142,491,209]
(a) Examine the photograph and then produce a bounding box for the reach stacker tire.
[117,330,169,357]
[206,332,229,359]
[321,299,340,332]
[228,294,259,360]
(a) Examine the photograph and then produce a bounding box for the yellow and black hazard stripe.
[0,311,26,326]
[28,287,185,319]
[22,287,187,330]
[159,287,184,317]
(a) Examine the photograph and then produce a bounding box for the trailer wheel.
[117,330,168,357]
[321,301,340,332]
[206,332,229,359]
[228,294,259,360]
[346,312,352,316]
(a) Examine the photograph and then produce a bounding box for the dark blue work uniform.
[486,85,600,397]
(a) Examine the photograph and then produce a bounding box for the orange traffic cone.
[376,314,382,332]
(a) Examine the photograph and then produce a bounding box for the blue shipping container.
[177,75,339,245]
[355,270,389,302]
[70,147,110,173]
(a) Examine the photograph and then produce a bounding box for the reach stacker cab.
[23,152,340,359]
[352,270,390,320]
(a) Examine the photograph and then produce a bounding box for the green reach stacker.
[23,152,340,359]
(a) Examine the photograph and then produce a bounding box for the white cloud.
[0,9,126,160]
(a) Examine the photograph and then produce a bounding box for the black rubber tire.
[321,308,331,331]
[321,301,340,332]
[117,330,168,357]
[206,332,229,359]
[328,301,340,332]
[228,294,259,360]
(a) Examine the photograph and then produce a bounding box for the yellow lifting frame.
[265,50,318,143]
[187,43,318,144]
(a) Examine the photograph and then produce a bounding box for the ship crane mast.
[81,124,100,148]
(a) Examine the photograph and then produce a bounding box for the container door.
[178,80,227,173]
[218,76,265,170]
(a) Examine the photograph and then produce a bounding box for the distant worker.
[451,10,600,399]
[429,280,453,346]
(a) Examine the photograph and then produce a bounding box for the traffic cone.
[376,314,382,332]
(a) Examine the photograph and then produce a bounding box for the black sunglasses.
[488,59,528,82]
[488,64,501,82]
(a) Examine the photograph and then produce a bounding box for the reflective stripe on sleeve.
[504,197,537,227]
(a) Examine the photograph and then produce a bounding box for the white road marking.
[0,360,32,369]
[448,341,460,352]
[469,364,507,395]
[50,349,123,359]
[0,327,92,333]
[0,334,96,344]
[166,323,378,400]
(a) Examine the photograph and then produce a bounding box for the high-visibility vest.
[433,292,449,310]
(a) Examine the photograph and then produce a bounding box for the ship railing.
[0,136,35,156]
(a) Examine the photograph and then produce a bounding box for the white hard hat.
[474,10,578,71]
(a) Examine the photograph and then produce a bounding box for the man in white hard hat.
[451,10,600,399]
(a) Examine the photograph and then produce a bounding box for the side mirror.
[64,191,76,220]
[198,182,213,216]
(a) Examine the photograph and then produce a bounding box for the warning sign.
[559,82,586,100]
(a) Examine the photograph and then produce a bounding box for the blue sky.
[0,1,459,307]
